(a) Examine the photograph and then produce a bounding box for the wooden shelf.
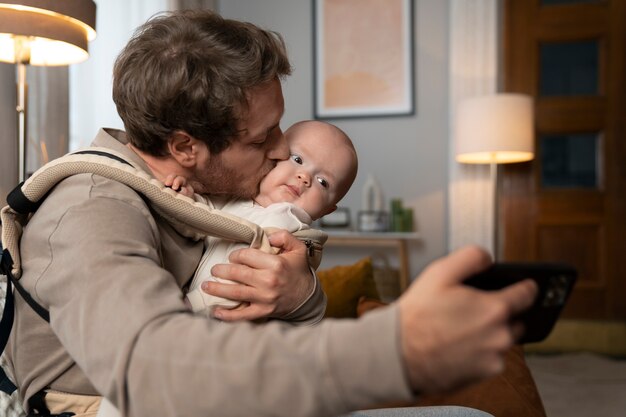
[323,230,420,291]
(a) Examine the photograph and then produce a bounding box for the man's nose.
[266,129,289,161]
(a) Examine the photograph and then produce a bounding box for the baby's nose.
[297,172,311,186]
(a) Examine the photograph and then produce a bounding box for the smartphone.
[464,262,578,344]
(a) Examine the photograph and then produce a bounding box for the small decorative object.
[358,174,388,232]
[390,199,404,232]
[390,198,414,232]
[358,210,389,232]
[362,174,384,211]
[320,207,351,229]
[402,208,414,232]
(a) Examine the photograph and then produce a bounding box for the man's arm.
[202,230,326,323]
[36,181,536,416]
[37,186,408,416]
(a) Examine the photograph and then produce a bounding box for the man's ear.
[167,131,204,168]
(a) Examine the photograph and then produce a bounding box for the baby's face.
[255,127,354,220]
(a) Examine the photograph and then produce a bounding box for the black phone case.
[464,262,578,344]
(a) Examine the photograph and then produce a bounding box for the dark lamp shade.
[0,0,96,66]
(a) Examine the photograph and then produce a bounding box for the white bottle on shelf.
[362,174,383,212]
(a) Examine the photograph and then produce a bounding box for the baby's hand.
[164,174,194,198]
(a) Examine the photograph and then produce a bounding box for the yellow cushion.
[317,257,380,319]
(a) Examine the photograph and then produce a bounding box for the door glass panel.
[541,0,600,5]
[541,133,600,188]
[539,41,599,96]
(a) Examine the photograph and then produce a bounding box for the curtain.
[69,0,218,151]
[0,64,18,203]
[69,0,169,151]
[28,66,69,173]
[447,0,499,256]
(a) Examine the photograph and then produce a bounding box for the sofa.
[318,257,547,417]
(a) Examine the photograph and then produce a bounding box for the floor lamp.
[0,0,96,183]
[455,93,534,260]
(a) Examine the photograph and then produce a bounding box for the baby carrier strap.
[2,147,277,279]
[0,148,327,398]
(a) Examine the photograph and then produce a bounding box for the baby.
[185,120,358,314]
[96,120,357,417]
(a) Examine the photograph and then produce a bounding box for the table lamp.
[0,0,96,183]
[455,93,534,259]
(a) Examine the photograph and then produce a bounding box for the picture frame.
[313,0,415,119]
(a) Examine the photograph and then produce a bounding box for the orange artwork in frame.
[314,0,415,118]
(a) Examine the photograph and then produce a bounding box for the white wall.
[219,0,450,279]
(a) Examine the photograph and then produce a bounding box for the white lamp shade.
[0,0,96,66]
[455,93,534,164]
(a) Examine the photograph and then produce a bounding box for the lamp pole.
[490,159,499,261]
[15,35,30,183]
[17,63,28,183]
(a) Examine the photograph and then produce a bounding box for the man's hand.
[398,245,538,394]
[201,230,314,321]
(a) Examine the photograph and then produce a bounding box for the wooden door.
[501,0,626,319]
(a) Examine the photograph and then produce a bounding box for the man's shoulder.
[36,172,150,220]
[21,172,159,265]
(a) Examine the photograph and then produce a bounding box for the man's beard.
[189,155,274,199]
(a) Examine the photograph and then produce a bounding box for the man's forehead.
[238,112,284,141]
[244,79,284,123]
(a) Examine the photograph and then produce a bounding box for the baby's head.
[255,120,358,220]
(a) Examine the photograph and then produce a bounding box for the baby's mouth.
[285,184,301,197]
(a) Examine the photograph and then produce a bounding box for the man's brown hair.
[112,9,292,156]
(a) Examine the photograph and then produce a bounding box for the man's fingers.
[267,230,306,253]
[429,245,493,287]
[212,304,268,322]
[202,280,255,302]
[510,319,526,343]
[498,278,539,316]
[226,248,276,272]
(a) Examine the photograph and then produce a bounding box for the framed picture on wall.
[313,0,415,119]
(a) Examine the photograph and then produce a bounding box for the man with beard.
[4,9,537,417]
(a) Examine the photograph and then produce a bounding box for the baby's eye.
[291,154,303,164]
[316,177,329,188]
